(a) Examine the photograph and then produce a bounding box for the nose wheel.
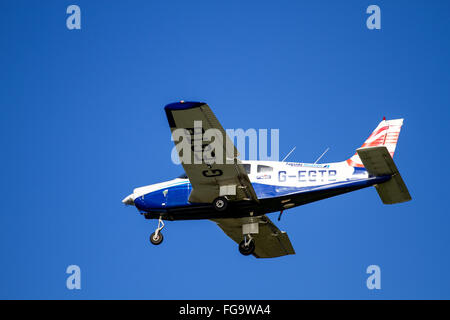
[149,216,165,246]
[239,236,255,256]
[150,231,163,245]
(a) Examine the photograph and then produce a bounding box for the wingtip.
[164,101,205,111]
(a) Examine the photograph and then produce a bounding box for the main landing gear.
[238,219,258,256]
[149,216,165,245]
[239,235,255,256]
[213,196,228,212]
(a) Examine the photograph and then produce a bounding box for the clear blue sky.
[1,0,449,299]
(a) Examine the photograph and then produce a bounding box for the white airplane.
[122,102,411,258]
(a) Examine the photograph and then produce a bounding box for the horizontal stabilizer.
[357,146,412,204]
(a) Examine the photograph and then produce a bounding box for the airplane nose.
[122,194,135,206]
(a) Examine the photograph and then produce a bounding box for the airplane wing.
[211,216,295,258]
[165,101,258,204]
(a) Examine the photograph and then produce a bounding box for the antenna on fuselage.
[281,146,296,162]
[314,147,330,164]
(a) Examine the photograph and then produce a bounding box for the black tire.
[150,231,164,245]
[239,239,255,256]
[213,196,228,212]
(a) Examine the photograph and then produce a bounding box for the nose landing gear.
[149,216,165,245]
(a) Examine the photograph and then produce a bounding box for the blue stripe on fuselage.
[135,176,390,212]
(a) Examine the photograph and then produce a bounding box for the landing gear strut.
[150,216,165,245]
[239,235,255,256]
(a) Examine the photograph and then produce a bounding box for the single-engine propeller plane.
[122,102,411,258]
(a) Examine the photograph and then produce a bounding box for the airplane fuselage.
[125,160,391,221]
[122,102,409,257]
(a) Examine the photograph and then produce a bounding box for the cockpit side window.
[242,164,251,174]
[257,165,273,173]
[178,173,188,179]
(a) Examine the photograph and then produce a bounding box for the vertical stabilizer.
[347,118,404,167]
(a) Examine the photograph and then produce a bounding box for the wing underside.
[165,102,258,204]
[212,215,295,258]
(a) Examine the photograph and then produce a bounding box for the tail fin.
[347,118,404,168]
